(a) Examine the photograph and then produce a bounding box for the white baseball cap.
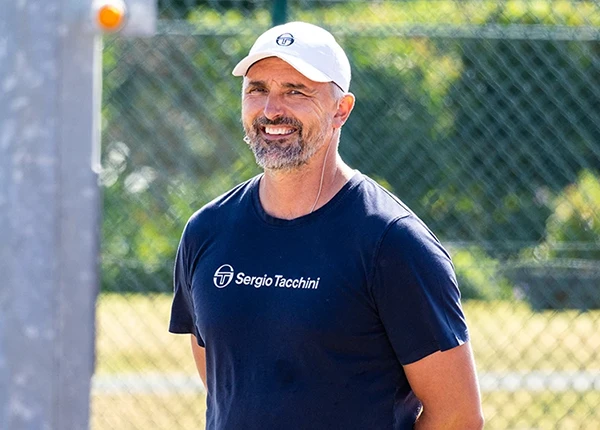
[232,21,351,92]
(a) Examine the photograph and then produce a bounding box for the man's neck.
[259,154,355,220]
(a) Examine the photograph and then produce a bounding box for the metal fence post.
[271,0,288,26]
[0,0,100,428]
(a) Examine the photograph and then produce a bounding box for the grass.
[482,390,600,429]
[92,293,600,429]
[91,391,600,430]
[95,293,197,375]
[466,301,600,372]
[95,293,600,374]
[91,393,206,429]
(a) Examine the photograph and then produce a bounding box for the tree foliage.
[101,2,600,293]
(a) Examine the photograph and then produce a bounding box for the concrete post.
[0,0,101,428]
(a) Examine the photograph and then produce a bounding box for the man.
[169,21,484,429]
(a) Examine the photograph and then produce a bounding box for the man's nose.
[263,93,285,120]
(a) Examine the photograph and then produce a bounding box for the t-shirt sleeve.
[371,215,469,365]
[168,225,204,346]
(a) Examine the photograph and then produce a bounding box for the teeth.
[264,126,294,135]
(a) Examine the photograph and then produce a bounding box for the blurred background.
[93,1,600,429]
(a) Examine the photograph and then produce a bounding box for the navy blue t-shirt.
[169,172,469,430]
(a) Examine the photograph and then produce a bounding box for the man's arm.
[404,342,484,430]
[190,334,207,389]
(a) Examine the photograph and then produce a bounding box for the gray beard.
[243,117,322,171]
[246,136,316,171]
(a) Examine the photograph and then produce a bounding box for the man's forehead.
[245,79,311,92]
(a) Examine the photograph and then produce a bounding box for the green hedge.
[507,170,600,310]
[101,1,600,293]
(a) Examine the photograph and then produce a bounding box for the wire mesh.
[93,1,600,429]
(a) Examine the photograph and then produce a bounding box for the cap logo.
[276,33,294,47]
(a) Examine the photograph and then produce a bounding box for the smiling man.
[169,21,484,430]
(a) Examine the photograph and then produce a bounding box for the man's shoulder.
[349,173,448,255]
[185,175,259,231]
[352,173,413,222]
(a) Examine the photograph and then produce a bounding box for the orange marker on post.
[93,0,127,33]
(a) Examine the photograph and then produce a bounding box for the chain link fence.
[92,1,600,428]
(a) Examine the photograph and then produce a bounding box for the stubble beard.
[243,117,327,171]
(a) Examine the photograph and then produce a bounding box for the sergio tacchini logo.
[213,264,234,288]
[276,33,294,46]
[213,264,321,290]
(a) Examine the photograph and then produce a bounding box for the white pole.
[0,0,101,428]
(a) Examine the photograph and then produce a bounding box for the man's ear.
[333,93,355,129]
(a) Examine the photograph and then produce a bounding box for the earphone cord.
[310,138,333,213]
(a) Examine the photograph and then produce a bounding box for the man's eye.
[288,90,305,96]
[248,87,267,94]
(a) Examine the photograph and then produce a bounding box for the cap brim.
[232,52,333,84]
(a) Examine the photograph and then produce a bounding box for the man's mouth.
[261,125,297,137]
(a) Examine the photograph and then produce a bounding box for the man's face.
[241,57,340,171]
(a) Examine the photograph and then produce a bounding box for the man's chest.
[188,230,379,346]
